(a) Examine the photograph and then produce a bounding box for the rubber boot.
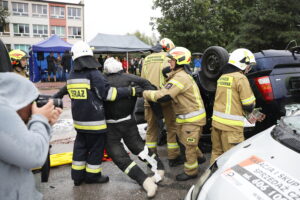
[142,177,158,198]
[85,175,109,184]
[151,170,165,183]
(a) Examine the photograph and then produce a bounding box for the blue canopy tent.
[29,35,73,82]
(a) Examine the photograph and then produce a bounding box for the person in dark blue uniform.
[57,41,142,186]
[103,58,165,198]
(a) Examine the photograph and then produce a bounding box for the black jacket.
[67,69,131,133]
[104,71,153,120]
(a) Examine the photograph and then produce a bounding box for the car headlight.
[191,161,218,200]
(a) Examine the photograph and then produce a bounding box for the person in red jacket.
[122,57,128,73]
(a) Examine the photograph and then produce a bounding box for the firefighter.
[210,48,257,164]
[143,47,206,181]
[9,49,29,77]
[67,41,141,186]
[141,38,183,167]
[103,57,164,198]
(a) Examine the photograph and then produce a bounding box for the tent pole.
[126,52,129,73]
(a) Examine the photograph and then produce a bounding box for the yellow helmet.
[9,49,28,67]
[228,48,256,70]
[167,47,191,65]
[159,38,175,52]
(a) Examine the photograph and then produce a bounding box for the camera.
[36,95,63,109]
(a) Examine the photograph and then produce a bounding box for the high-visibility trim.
[241,95,256,105]
[169,79,184,90]
[132,87,136,96]
[67,83,91,89]
[225,89,232,114]
[167,143,179,149]
[212,111,244,127]
[106,115,131,123]
[125,162,137,174]
[72,164,86,170]
[217,76,233,88]
[213,111,244,121]
[184,161,198,169]
[67,79,90,85]
[86,164,102,173]
[150,91,156,102]
[106,87,117,101]
[146,142,157,148]
[192,83,202,109]
[176,109,206,123]
[72,161,86,170]
[73,120,107,131]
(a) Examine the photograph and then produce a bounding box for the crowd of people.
[0,36,265,199]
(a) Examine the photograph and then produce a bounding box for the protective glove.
[131,85,144,97]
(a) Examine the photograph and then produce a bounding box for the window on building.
[68,7,81,20]
[51,26,65,37]
[13,24,29,36]
[0,23,10,35]
[12,2,28,16]
[32,4,47,17]
[14,44,30,53]
[0,1,8,10]
[5,44,11,51]
[33,25,48,37]
[68,27,81,38]
[50,6,65,19]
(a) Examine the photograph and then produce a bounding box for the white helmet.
[71,41,93,61]
[228,48,256,70]
[159,38,175,52]
[104,57,123,73]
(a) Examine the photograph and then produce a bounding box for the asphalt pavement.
[34,85,211,200]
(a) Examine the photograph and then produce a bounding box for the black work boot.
[85,175,109,184]
[74,179,84,186]
[198,155,206,164]
[176,172,197,181]
[168,156,184,167]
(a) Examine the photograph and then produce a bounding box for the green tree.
[231,0,300,51]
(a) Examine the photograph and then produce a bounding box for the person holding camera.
[0,72,62,200]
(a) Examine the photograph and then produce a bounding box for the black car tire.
[202,46,229,80]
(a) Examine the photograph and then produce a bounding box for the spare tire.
[202,46,229,80]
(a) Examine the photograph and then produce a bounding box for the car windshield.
[272,116,300,153]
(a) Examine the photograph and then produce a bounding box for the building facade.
[0,0,84,52]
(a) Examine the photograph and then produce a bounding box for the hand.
[133,86,144,97]
[32,100,63,125]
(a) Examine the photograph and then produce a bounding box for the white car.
[185,112,300,200]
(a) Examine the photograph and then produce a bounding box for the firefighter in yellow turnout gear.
[210,48,257,164]
[143,47,206,181]
[141,38,183,166]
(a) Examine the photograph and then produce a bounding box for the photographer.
[0,72,62,200]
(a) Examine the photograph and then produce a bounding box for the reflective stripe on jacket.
[67,69,117,133]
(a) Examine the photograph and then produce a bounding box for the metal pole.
[126,52,129,73]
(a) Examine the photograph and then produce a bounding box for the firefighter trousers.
[145,102,180,159]
[210,126,244,164]
[71,132,106,182]
[106,118,164,185]
[177,124,203,176]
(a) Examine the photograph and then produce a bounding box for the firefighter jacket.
[141,51,169,89]
[104,71,154,122]
[67,68,132,133]
[212,71,256,132]
[143,68,206,126]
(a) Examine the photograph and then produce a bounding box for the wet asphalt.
[34,88,211,200]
